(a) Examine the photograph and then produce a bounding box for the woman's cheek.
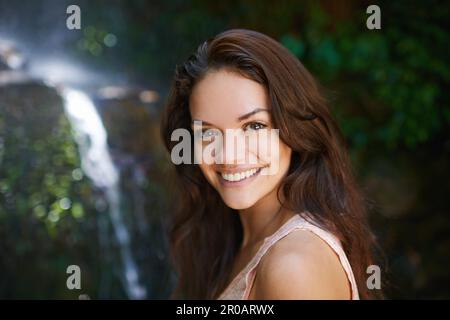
[252,129,283,177]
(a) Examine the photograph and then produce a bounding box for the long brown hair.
[161,29,378,299]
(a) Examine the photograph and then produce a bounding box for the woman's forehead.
[189,69,269,126]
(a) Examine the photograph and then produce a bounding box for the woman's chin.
[221,195,257,210]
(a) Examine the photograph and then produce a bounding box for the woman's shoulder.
[252,228,352,299]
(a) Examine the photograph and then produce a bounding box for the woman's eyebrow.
[237,108,269,121]
[191,119,213,126]
[190,108,269,126]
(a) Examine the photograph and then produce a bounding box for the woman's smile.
[217,165,269,187]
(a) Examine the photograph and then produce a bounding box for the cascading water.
[61,88,146,299]
[1,35,149,298]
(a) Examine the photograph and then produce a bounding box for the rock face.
[0,70,171,298]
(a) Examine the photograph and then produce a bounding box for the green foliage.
[280,3,449,150]
[0,83,89,231]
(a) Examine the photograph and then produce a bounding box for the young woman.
[161,29,378,299]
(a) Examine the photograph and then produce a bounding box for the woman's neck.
[238,189,295,249]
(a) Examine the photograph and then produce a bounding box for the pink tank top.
[217,214,360,300]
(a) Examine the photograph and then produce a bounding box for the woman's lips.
[217,166,267,187]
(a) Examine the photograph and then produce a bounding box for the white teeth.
[221,168,259,182]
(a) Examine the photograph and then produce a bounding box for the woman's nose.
[220,130,247,165]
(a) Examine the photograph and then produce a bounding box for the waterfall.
[61,88,147,299]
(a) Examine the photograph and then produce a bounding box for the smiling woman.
[161,29,379,300]
[189,70,290,212]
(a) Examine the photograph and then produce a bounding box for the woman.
[161,29,378,299]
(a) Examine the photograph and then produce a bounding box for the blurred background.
[0,0,449,299]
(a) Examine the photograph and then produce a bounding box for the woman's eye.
[244,122,267,131]
[201,129,219,139]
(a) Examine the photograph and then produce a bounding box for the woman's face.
[189,69,292,210]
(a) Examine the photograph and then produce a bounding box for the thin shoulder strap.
[242,215,360,299]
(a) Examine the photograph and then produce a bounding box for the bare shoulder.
[252,229,351,299]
